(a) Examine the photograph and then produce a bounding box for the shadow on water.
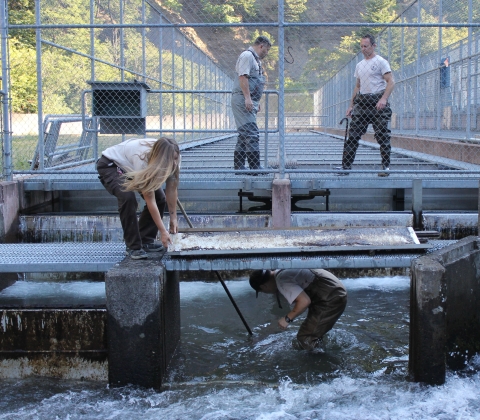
[1,275,479,419]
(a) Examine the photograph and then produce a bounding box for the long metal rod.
[466,0,473,140]
[11,23,480,30]
[215,271,253,336]
[278,0,286,178]
[176,198,193,228]
[176,198,253,335]
[0,0,12,180]
[35,0,44,171]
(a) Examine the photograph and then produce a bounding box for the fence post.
[0,1,11,181]
[412,179,423,230]
[278,0,286,178]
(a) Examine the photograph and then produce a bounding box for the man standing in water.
[338,33,395,177]
[249,268,347,350]
[231,35,271,173]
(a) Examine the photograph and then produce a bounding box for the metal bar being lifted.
[215,271,253,336]
[177,198,253,335]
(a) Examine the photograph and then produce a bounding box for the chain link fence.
[2,0,480,183]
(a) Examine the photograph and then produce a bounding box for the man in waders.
[337,33,395,177]
[231,35,271,173]
[249,269,347,350]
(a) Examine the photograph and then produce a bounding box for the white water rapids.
[0,275,479,419]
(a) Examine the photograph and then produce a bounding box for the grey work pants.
[231,93,260,154]
[296,271,347,351]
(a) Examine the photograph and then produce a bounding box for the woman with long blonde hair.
[96,137,180,259]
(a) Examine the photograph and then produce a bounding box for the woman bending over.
[97,137,180,259]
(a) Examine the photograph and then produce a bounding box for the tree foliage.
[8,0,35,48]
[285,0,307,22]
[305,0,472,87]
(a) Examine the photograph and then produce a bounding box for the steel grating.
[0,239,457,273]
[164,239,456,271]
[0,243,126,273]
[18,132,480,192]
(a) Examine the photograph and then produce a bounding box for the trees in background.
[306,0,469,87]
[7,0,476,115]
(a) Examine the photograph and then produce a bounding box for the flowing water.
[1,275,479,419]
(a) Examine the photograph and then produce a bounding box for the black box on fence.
[88,81,151,134]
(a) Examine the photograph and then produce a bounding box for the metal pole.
[264,92,269,168]
[415,0,421,135]
[90,0,95,80]
[466,0,473,140]
[183,36,186,143]
[214,271,253,336]
[35,0,45,170]
[120,0,124,82]
[142,0,146,80]
[204,51,207,133]
[214,64,217,136]
[176,198,193,228]
[278,0,286,178]
[176,198,253,335]
[120,0,125,143]
[172,27,176,134]
[400,16,405,131]
[436,0,442,135]
[190,42,194,134]
[89,0,98,161]
[0,0,11,180]
[159,13,163,131]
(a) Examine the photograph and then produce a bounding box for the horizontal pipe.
[11,23,480,30]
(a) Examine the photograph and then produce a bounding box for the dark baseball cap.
[249,269,271,297]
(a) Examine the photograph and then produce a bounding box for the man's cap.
[255,35,272,47]
[249,269,271,297]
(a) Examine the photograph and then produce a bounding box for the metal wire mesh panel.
[2,0,480,184]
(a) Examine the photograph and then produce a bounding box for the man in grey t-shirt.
[249,268,347,350]
[231,35,271,173]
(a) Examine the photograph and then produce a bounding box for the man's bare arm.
[239,75,253,112]
[377,72,395,110]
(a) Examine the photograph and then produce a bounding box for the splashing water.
[0,276,479,419]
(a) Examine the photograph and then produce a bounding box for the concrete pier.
[272,177,291,228]
[105,255,180,389]
[0,181,19,243]
[410,236,480,384]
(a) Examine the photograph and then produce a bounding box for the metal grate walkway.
[0,239,455,273]
[19,132,480,192]
[0,243,126,273]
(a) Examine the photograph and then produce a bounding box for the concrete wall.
[0,181,20,284]
[0,309,107,380]
[106,256,180,389]
[0,182,20,243]
[410,236,480,384]
[1,180,63,243]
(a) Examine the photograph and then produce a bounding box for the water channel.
[0,275,479,419]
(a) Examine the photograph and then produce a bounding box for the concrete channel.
[1,132,480,387]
